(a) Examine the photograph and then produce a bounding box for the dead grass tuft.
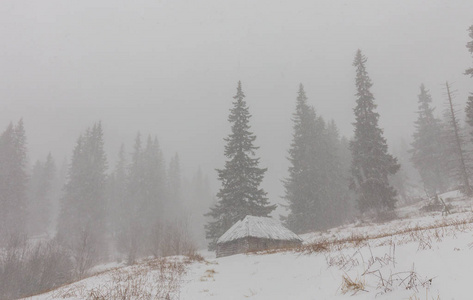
[340,274,367,295]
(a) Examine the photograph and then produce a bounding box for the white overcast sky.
[1,0,473,208]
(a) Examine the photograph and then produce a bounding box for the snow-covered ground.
[28,191,473,299]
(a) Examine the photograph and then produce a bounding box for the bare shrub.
[116,217,198,265]
[68,227,101,278]
[0,239,73,299]
[148,220,164,258]
[148,218,197,258]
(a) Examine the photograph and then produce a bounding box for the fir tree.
[167,153,182,216]
[283,85,352,233]
[205,81,275,250]
[57,122,108,271]
[28,153,56,236]
[187,167,214,247]
[411,84,448,195]
[322,120,353,226]
[283,84,322,233]
[117,133,143,263]
[107,144,128,245]
[466,25,473,146]
[466,25,473,78]
[0,120,28,244]
[120,134,167,262]
[350,50,400,214]
[466,96,473,139]
[142,136,166,221]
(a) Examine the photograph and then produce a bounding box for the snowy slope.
[25,257,189,300]
[181,220,473,299]
[28,192,473,300]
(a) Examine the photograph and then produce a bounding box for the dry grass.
[50,257,189,300]
[200,268,217,282]
[409,290,441,300]
[340,274,367,295]
[245,216,473,260]
[185,252,205,263]
[297,216,473,255]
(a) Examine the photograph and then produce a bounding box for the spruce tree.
[391,140,414,203]
[322,120,353,226]
[141,136,166,222]
[0,120,28,244]
[186,167,213,247]
[350,50,400,214]
[283,84,322,233]
[120,134,167,262]
[466,25,473,146]
[118,133,143,263]
[205,81,275,249]
[466,96,473,138]
[108,144,128,246]
[466,25,473,78]
[283,85,351,233]
[411,84,448,195]
[167,153,182,216]
[28,153,56,236]
[57,122,108,273]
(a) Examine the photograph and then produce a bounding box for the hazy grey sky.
[1,0,473,210]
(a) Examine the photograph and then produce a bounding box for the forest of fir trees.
[0,120,214,293]
[1,21,473,300]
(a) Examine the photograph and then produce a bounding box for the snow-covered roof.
[217,215,302,244]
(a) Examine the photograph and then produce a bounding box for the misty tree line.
[411,25,473,198]
[204,78,357,248]
[0,122,213,267]
[205,24,473,242]
[0,24,472,260]
[204,50,395,243]
[0,121,214,298]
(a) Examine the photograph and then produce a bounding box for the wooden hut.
[216,215,303,258]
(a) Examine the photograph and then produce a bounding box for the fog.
[3,1,473,298]
[2,0,473,209]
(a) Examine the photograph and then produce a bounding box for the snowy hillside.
[28,191,473,300]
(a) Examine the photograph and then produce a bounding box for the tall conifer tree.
[57,122,108,270]
[283,84,321,233]
[411,84,448,195]
[284,85,351,233]
[120,134,167,262]
[467,96,473,139]
[167,153,182,216]
[322,120,353,226]
[108,144,128,245]
[350,50,400,213]
[466,25,473,150]
[28,153,56,235]
[466,25,473,77]
[0,120,28,244]
[205,81,275,249]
